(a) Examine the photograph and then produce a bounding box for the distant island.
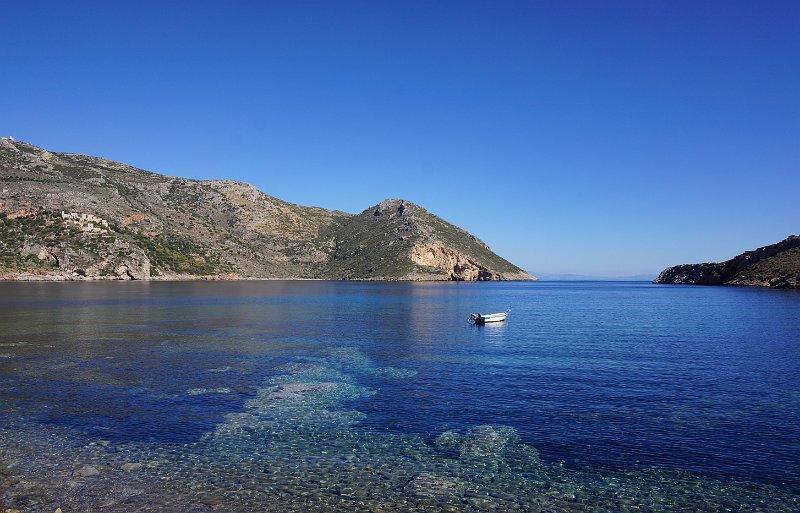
[654,235,800,289]
[0,138,534,282]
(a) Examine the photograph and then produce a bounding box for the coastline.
[0,272,538,283]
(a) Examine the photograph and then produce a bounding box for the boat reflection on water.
[471,315,509,343]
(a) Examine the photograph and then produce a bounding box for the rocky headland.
[0,138,534,282]
[654,235,800,289]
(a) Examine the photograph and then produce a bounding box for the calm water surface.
[0,281,798,512]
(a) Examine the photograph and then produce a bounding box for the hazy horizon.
[2,1,798,276]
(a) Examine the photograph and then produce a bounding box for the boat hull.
[471,312,508,324]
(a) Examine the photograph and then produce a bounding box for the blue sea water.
[0,281,798,511]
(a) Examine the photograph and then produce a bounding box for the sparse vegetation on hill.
[0,138,534,281]
[655,236,800,289]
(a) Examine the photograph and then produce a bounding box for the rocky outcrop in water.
[654,235,800,288]
[0,138,534,281]
[433,425,541,472]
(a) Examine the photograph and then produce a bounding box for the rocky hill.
[654,235,800,289]
[0,138,534,281]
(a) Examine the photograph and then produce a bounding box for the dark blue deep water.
[0,281,798,512]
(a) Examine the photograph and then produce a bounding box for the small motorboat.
[469,311,508,324]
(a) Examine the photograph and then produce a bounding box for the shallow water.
[0,281,798,511]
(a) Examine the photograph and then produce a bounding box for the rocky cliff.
[0,138,534,281]
[654,235,800,289]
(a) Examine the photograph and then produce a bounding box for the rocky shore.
[655,235,800,288]
[0,271,245,282]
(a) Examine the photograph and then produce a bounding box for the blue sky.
[2,1,798,276]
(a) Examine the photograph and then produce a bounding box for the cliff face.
[0,138,534,281]
[654,236,800,289]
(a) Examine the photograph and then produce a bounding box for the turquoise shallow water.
[0,281,798,511]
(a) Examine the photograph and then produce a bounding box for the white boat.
[469,311,508,324]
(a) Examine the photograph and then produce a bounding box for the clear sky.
[2,1,798,277]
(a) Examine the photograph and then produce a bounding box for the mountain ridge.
[0,138,534,282]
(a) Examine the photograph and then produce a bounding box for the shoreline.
[0,272,538,283]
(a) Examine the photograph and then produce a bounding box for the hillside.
[0,138,534,281]
[654,236,800,289]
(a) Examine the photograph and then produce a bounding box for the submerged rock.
[372,366,418,379]
[321,347,418,379]
[120,462,142,472]
[74,465,100,477]
[405,472,465,499]
[187,387,231,396]
[266,382,334,401]
[115,485,144,502]
[433,430,461,456]
[460,425,517,460]
[433,425,541,470]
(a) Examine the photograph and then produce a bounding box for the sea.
[0,280,798,512]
